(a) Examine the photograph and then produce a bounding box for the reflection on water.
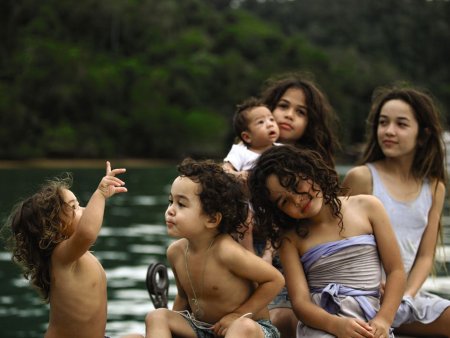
[0,166,177,338]
[0,166,449,337]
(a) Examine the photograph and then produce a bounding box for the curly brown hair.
[248,145,345,249]
[177,158,249,239]
[5,174,74,302]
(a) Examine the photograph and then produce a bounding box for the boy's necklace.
[184,238,215,319]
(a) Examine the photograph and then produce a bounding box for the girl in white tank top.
[343,85,450,337]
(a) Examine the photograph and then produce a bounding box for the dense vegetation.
[1,0,449,163]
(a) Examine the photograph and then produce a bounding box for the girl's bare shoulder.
[342,165,372,195]
[340,195,380,235]
[280,228,309,254]
[345,164,370,174]
[430,178,446,195]
[342,194,382,210]
[282,228,302,242]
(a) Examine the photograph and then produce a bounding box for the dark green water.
[0,166,449,338]
[0,166,177,338]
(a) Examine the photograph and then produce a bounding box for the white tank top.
[366,163,432,274]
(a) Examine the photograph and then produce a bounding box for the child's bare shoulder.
[344,194,381,208]
[51,239,86,267]
[215,234,243,251]
[282,228,302,244]
[430,178,446,196]
[346,164,370,177]
[167,239,186,259]
[214,234,253,263]
[343,165,372,194]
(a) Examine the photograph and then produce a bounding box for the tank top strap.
[365,163,430,204]
[365,163,387,199]
[365,163,432,274]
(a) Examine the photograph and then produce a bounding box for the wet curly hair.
[248,145,345,249]
[4,174,74,302]
[177,158,249,239]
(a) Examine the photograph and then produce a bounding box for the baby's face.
[243,106,279,149]
[61,188,83,236]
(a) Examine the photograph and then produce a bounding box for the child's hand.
[97,161,127,198]
[336,317,374,338]
[236,170,249,181]
[212,312,241,337]
[369,317,390,338]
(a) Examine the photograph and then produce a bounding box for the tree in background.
[0,0,448,162]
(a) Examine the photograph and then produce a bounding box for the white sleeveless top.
[367,164,450,327]
[366,163,432,274]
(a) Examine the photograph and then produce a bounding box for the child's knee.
[227,317,261,336]
[145,308,170,325]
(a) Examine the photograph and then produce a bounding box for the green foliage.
[1,0,449,161]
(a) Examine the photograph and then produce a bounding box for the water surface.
[0,165,449,337]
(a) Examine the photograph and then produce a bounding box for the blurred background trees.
[1,0,449,163]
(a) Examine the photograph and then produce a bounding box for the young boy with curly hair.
[145,158,284,338]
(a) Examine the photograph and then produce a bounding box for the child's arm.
[212,239,284,333]
[53,161,127,265]
[279,236,375,338]
[222,143,249,181]
[167,241,189,312]
[222,161,237,173]
[366,195,406,336]
[404,180,445,297]
[261,241,275,264]
[222,162,249,181]
[172,283,188,312]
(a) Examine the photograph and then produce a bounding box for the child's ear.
[206,212,222,228]
[241,131,251,144]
